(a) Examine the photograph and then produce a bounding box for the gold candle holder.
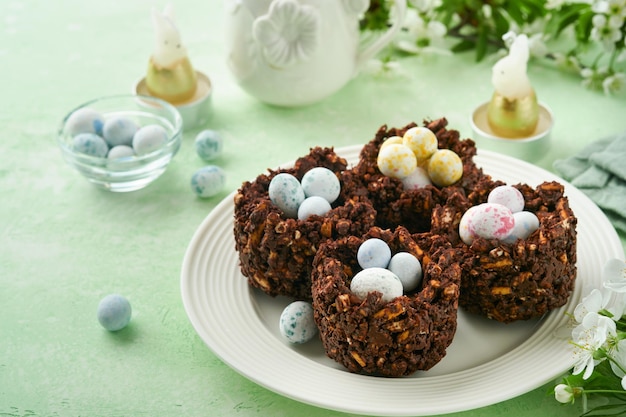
[146,56,198,104]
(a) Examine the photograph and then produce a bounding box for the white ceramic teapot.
[225,0,407,106]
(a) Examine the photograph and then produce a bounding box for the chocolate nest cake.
[350,118,504,233]
[456,181,578,323]
[233,147,376,300]
[232,117,578,377]
[311,227,461,376]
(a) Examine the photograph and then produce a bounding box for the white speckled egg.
[279,301,318,344]
[470,203,515,240]
[502,211,540,244]
[427,149,463,187]
[73,133,109,158]
[388,252,422,292]
[66,107,104,136]
[132,124,168,155]
[191,165,226,198]
[377,143,417,179]
[107,145,135,160]
[195,129,223,161]
[488,185,525,213]
[357,238,392,269]
[350,267,403,303]
[103,116,139,147]
[402,127,438,160]
[401,166,432,190]
[459,205,481,245]
[300,167,340,204]
[379,136,403,152]
[297,196,332,220]
[268,173,305,218]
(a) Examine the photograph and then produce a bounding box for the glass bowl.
[57,95,183,192]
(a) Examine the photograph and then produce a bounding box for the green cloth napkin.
[553,132,626,233]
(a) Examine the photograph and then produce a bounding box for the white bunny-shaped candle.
[487,34,539,138]
[145,4,197,104]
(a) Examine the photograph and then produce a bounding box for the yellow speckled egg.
[377,144,417,179]
[427,149,463,187]
[379,136,403,152]
[403,127,438,160]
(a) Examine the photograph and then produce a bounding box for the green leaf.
[451,39,476,53]
[475,25,489,62]
[575,10,595,43]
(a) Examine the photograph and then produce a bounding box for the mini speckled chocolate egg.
[388,252,422,292]
[402,127,438,160]
[401,166,432,190]
[350,267,403,303]
[279,301,318,344]
[297,196,331,220]
[107,145,135,160]
[377,143,417,179]
[195,129,223,161]
[73,133,109,158]
[502,211,540,244]
[488,185,525,213]
[268,173,305,218]
[379,135,403,152]
[66,107,104,136]
[470,203,515,240]
[300,167,340,204]
[97,294,132,332]
[427,149,463,187]
[103,116,139,147]
[459,205,481,245]
[357,238,392,269]
[132,124,168,155]
[191,165,226,198]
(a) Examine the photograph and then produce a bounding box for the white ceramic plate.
[181,147,623,416]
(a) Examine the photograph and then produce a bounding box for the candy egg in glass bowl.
[57,94,183,192]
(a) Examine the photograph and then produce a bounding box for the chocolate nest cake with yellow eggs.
[232,117,578,376]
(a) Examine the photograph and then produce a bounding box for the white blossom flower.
[591,13,624,51]
[363,58,405,78]
[554,384,576,404]
[609,339,626,378]
[409,0,442,13]
[572,312,616,379]
[622,375,626,390]
[253,0,319,69]
[396,10,447,54]
[603,72,626,95]
[574,289,605,322]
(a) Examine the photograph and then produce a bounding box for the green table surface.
[2,1,625,416]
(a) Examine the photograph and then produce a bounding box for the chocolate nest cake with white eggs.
[233,147,376,300]
[311,226,461,377]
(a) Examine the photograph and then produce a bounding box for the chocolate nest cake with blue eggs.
[233,147,376,300]
[311,226,461,376]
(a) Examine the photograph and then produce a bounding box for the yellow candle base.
[145,57,198,104]
[487,90,539,139]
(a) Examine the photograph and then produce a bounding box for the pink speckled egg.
[487,185,525,213]
[468,203,515,241]
[459,205,481,245]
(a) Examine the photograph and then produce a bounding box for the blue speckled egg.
[268,173,305,218]
[195,129,223,161]
[66,107,104,136]
[191,165,226,198]
[357,238,392,269]
[73,133,108,158]
[300,167,341,204]
[103,116,139,147]
[97,294,132,331]
[107,145,135,160]
[502,211,540,244]
[350,267,403,303]
[132,124,168,155]
[297,196,331,221]
[388,252,422,292]
[279,301,318,344]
